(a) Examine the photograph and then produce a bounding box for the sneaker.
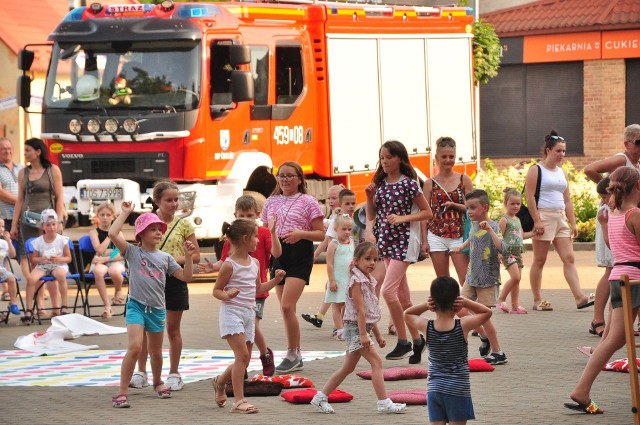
[301,313,323,328]
[260,347,275,376]
[331,328,338,338]
[385,342,413,360]
[377,398,407,414]
[128,371,149,389]
[479,336,491,358]
[9,304,21,315]
[275,357,303,374]
[165,373,184,391]
[334,329,345,341]
[408,335,426,364]
[311,392,335,414]
[484,352,508,365]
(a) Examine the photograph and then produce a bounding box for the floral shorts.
[502,247,524,269]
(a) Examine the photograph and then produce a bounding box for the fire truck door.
[269,42,315,168]
[247,45,272,159]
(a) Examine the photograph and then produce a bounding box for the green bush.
[476,159,598,242]
[576,219,596,242]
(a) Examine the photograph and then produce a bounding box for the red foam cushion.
[356,367,427,381]
[388,389,427,405]
[602,358,640,373]
[468,358,495,372]
[251,374,314,388]
[281,389,353,404]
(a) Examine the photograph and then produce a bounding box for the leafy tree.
[473,18,501,85]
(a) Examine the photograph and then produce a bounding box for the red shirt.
[220,226,272,299]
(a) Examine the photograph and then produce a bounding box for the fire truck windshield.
[44,40,201,111]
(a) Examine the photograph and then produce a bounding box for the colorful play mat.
[0,349,344,387]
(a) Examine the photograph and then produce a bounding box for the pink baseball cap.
[134,212,167,241]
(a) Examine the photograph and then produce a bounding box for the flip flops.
[563,399,603,414]
[576,346,593,357]
[577,293,596,309]
[533,300,553,311]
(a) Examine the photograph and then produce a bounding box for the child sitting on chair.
[89,202,126,319]
[22,209,72,323]
[0,220,20,319]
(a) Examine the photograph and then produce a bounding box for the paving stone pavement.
[0,250,636,424]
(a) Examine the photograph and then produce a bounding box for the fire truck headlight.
[123,117,138,134]
[87,119,101,135]
[104,118,119,134]
[69,119,83,135]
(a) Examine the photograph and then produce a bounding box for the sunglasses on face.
[633,139,640,146]
[438,139,456,148]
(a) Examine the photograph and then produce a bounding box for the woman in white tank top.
[582,124,640,338]
[525,130,595,312]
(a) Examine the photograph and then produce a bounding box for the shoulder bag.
[516,164,542,233]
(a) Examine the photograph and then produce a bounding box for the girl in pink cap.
[109,201,196,409]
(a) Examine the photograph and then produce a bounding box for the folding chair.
[0,241,25,325]
[621,274,640,425]
[25,237,82,325]
[75,234,127,318]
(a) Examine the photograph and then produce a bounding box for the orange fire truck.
[17,0,478,243]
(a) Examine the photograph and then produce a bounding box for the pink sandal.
[509,306,528,314]
[496,302,509,313]
[112,393,130,408]
[154,381,172,399]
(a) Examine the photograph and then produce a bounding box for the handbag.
[22,210,42,228]
[21,167,55,228]
[516,164,542,233]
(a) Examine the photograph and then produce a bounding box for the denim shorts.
[427,391,475,422]
[343,321,374,353]
[125,298,166,333]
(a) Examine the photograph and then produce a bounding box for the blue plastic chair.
[76,235,127,318]
[25,236,82,324]
[0,240,25,325]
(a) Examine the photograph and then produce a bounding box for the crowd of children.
[9,133,636,421]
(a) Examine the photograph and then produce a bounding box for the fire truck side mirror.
[17,75,32,108]
[230,71,254,103]
[18,49,35,71]
[229,45,251,66]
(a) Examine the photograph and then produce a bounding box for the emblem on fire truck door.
[220,130,230,151]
